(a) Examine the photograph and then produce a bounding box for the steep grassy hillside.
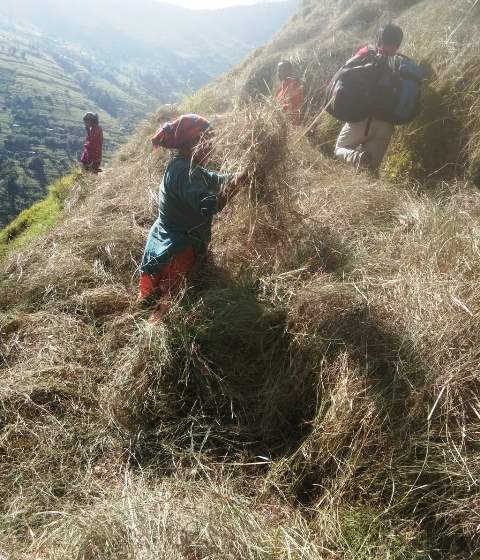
[0,0,297,228]
[1,0,480,558]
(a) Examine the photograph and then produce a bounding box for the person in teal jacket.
[138,114,248,316]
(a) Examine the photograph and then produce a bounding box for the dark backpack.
[325,51,422,125]
[373,55,423,125]
[324,49,388,123]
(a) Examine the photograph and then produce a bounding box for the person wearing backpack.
[138,114,250,321]
[276,60,303,126]
[331,24,410,172]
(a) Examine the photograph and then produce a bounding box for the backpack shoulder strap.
[392,54,423,81]
[344,48,379,70]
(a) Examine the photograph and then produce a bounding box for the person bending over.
[276,60,303,126]
[138,113,249,319]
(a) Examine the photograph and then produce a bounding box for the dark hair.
[278,60,294,71]
[278,60,297,79]
[83,112,99,126]
[378,23,404,47]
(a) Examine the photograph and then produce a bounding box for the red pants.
[138,246,196,303]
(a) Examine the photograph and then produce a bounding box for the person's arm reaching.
[217,170,250,210]
[180,168,250,218]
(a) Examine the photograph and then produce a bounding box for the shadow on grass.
[124,276,316,469]
[118,261,421,478]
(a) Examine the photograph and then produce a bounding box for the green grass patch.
[0,170,79,258]
[382,80,466,184]
[338,507,428,560]
[308,112,343,156]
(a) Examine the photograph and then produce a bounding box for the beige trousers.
[335,118,394,170]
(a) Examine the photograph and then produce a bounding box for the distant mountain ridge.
[0,0,297,227]
[0,0,297,79]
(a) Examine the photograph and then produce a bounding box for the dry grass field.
[1,0,480,558]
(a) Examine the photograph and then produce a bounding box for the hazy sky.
[164,0,286,9]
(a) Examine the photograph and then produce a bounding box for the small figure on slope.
[80,112,103,173]
[276,60,303,126]
[138,113,249,321]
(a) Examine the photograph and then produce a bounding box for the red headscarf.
[152,114,211,150]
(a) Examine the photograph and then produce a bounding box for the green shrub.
[0,170,79,258]
[308,112,343,156]
[383,82,463,183]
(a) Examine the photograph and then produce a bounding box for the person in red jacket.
[275,60,303,126]
[334,24,404,172]
[80,112,103,173]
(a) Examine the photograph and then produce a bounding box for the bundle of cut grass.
[0,358,114,543]
[75,285,131,319]
[208,103,318,280]
[214,102,290,202]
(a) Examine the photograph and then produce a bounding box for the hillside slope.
[1,0,480,558]
[0,0,297,228]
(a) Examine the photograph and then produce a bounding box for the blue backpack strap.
[395,54,424,81]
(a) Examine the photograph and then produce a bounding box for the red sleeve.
[89,126,103,166]
[289,81,303,125]
[80,133,90,164]
[356,46,371,57]
[276,79,303,125]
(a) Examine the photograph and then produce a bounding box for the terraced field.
[0,0,297,228]
[0,26,156,227]
[0,26,213,228]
